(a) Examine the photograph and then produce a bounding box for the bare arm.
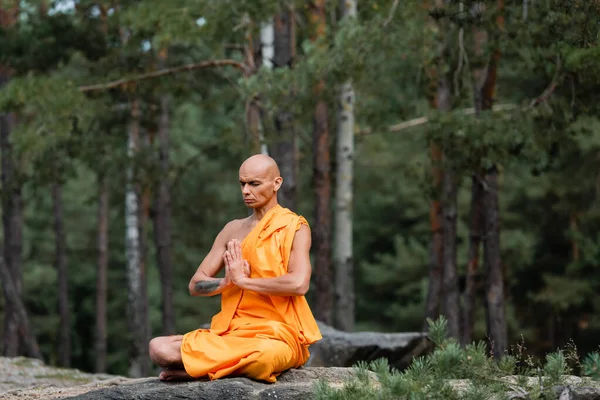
[188,221,237,296]
[227,225,312,297]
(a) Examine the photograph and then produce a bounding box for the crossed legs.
[149,335,194,381]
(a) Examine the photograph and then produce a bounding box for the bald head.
[238,154,283,208]
[239,154,281,179]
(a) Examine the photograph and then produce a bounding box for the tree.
[334,0,357,332]
[271,5,298,211]
[423,0,445,331]
[52,178,70,367]
[95,173,109,372]
[479,0,507,358]
[309,0,333,325]
[0,1,23,356]
[94,2,110,373]
[153,49,175,335]
[0,253,42,359]
[125,97,150,377]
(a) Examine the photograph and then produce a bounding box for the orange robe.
[180,205,322,382]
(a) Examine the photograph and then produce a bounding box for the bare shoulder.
[293,224,312,248]
[222,218,245,232]
[213,219,244,246]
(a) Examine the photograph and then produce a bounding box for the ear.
[273,176,283,192]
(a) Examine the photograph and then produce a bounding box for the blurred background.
[0,0,599,378]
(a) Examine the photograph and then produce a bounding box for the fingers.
[243,260,250,276]
[227,239,243,260]
[227,240,234,258]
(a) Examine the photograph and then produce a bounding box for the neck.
[250,200,279,222]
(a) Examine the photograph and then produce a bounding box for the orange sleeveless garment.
[180,205,322,382]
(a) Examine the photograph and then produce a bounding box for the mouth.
[243,199,254,203]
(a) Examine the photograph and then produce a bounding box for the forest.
[0,0,599,378]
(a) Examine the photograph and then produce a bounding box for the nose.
[242,184,250,195]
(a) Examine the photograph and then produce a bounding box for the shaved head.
[238,154,283,210]
[239,154,281,179]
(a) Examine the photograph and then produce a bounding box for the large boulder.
[306,322,430,370]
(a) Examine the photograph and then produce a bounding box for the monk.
[148,154,322,383]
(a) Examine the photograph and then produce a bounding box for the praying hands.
[223,239,250,285]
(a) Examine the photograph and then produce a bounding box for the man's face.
[238,166,280,208]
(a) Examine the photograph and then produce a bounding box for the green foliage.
[582,352,600,380]
[316,317,600,399]
[427,315,449,347]
[543,350,570,384]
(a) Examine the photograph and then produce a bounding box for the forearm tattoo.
[194,279,222,294]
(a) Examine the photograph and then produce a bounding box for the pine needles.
[314,317,600,399]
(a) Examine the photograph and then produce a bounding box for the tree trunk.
[95,175,109,372]
[424,142,444,330]
[437,72,460,339]
[94,1,110,373]
[309,0,333,325]
[260,21,274,69]
[0,106,23,357]
[125,98,149,377]
[461,173,484,345]
[154,93,174,335]
[334,0,357,332]
[442,166,460,339]
[52,181,70,367]
[0,253,42,359]
[138,178,150,378]
[570,212,579,261]
[423,0,454,332]
[245,24,267,155]
[476,0,507,357]
[483,166,506,358]
[461,2,490,346]
[271,8,298,211]
[0,3,23,357]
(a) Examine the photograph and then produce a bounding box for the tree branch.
[383,0,400,27]
[79,59,247,92]
[386,103,517,133]
[528,56,561,108]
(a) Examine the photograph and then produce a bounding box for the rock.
[306,321,431,370]
[61,367,369,400]
[3,355,600,400]
[499,376,600,400]
[0,356,117,392]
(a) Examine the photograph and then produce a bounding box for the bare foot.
[159,369,194,382]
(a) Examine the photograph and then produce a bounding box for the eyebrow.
[239,179,262,184]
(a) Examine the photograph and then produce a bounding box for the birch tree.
[334,0,357,332]
[258,20,272,156]
[125,98,149,377]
